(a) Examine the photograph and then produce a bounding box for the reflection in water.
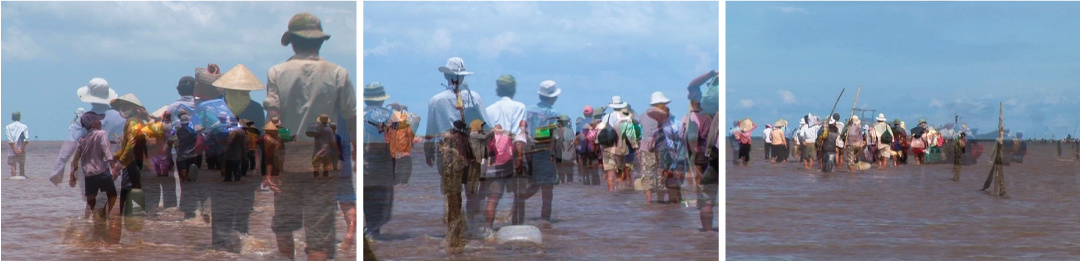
[364,148,720,260]
[728,141,1080,259]
[1,141,356,260]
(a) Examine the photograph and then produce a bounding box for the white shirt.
[763,127,773,143]
[6,121,29,147]
[799,124,822,143]
[485,96,527,136]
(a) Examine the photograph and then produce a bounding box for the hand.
[69,173,77,188]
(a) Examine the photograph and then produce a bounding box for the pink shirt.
[75,130,113,176]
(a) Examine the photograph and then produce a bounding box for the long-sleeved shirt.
[166,95,197,124]
[73,130,113,177]
[424,86,488,162]
[113,117,148,167]
[264,54,357,142]
[6,121,29,148]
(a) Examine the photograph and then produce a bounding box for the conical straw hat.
[739,118,754,132]
[110,93,144,108]
[150,105,168,120]
[212,64,265,91]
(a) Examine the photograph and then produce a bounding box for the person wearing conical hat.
[734,118,756,166]
[213,64,266,129]
[265,12,356,260]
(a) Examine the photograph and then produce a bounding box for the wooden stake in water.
[981,102,1007,197]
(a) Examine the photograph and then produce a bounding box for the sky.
[1,1,357,141]
[728,2,1080,139]
[363,1,720,136]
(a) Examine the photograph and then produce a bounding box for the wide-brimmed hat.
[438,57,473,76]
[893,118,902,125]
[317,114,330,123]
[110,93,144,109]
[213,64,265,91]
[538,80,560,97]
[608,96,628,109]
[558,115,571,123]
[364,82,390,101]
[77,78,118,104]
[775,119,788,128]
[850,115,861,125]
[280,12,331,46]
[650,91,671,105]
[195,65,224,99]
[876,113,887,122]
[739,118,754,132]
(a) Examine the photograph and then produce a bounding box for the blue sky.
[2,1,357,140]
[728,2,1080,139]
[362,1,720,136]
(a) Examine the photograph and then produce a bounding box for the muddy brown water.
[2,141,357,260]
[365,149,721,260]
[728,140,1080,259]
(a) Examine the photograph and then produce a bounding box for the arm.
[424,99,439,166]
[114,120,137,168]
[687,70,719,101]
[263,70,281,122]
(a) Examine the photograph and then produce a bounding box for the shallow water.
[366,150,721,260]
[2,141,356,260]
[727,141,1080,260]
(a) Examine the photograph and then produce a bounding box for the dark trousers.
[224,160,242,182]
[392,156,412,185]
[738,143,752,163]
[207,155,221,170]
[243,151,255,176]
[210,180,256,251]
[363,185,394,234]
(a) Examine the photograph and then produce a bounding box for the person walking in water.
[264,13,357,260]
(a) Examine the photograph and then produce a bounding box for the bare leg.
[276,233,295,259]
[605,170,616,192]
[485,193,501,227]
[700,204,714,231]
[540,185,553,221]
[339,201,356,250]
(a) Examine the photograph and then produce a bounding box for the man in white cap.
[425,56,487,253]
[50,78,126,186]
[598,95,634,191]
[265,12,356,261]
[514,80,562,226]
[639,91,671,203]
[869,113,894,170]
[362,82,394,241]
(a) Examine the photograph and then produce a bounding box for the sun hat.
[469,119,485,132]
[558,115,571,123]
[496,75,516,95]
[364,82,390,101]
[739,118,754,132]
[150,105,169,120]
[773,119,787,128]
[799,118,806,125]
[650,91,671,105]
[608,96,628,109]
[893,118,902,125]
[583,105,594,116]
[77,78,118,104]
[280,12,331,46]
[919,119,927,124]
[538,80,561,97]
[110,93,144,109]
[317,114,330,123]
[850,115,861,125]
[195,64,224,99]
[876,113,887,122]
[438,57,473,76]
[212,64,265,91]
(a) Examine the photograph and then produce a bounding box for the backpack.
[879,125,893,144]
[596,114,618,147]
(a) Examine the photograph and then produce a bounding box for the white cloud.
[929,98,944,108]
[776,6,809,14]
[477,32,522,59]
[364,40,400,57]
[1,27,48,62]
[429,28,453,53]
[739,99,755,108]
[778,90,796,104]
